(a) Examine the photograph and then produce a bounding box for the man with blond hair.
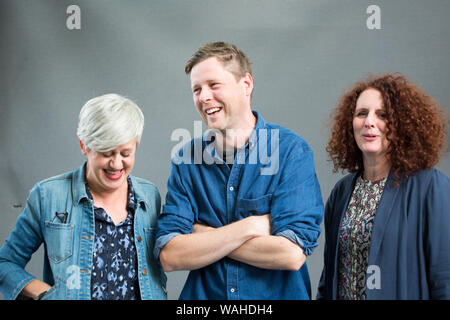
[155,42,323,299]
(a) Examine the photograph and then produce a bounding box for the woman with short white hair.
[0,94,167,300]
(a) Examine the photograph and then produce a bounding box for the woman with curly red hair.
[317,73,450,300]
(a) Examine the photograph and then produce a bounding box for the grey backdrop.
[1,0,449,300]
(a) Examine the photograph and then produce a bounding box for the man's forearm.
[159,215,270,272]
[228,235,306,271]
[194,223,306,270]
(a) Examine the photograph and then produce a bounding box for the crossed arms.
[159,214,306,272]
[158,148,323,273]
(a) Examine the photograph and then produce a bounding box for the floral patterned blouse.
[86,177,140,300]
[337,174,387,300]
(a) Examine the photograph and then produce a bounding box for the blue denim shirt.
[0,163,167,300]
[155,111,324,300]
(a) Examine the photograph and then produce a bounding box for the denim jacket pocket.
[236,194,273,219]
[44,222,74,263]
[40,283,58,300]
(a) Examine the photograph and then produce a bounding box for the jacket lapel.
[330,172,358,298]
[368,170,400,264]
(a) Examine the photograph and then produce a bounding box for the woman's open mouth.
[104,169,123,180]
[363,134,378,141]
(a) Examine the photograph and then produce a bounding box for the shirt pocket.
[44,222,74,263]
[235,194,273,219]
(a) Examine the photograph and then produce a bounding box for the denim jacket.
[0,163,167,300]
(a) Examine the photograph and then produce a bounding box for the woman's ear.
[78,138,87,155]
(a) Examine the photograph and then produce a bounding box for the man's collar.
[203,110,265,160]
[249,110,265,148]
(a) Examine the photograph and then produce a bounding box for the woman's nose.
[109,155,123,169]
[364,114,376,128]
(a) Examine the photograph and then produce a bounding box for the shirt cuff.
[11,274,36,300]
[275,229,316,256]
[153,232,181,260]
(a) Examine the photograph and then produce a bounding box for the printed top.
[338,174,387,300]
[86,177,140,300]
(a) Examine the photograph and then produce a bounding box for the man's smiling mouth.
[205,107,222,115]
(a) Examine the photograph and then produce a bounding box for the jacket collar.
[71,162,148,211]
[368,169,399,264]
[72,163,88,206]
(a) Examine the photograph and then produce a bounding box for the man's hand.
[247,214,271,237]
[193,214,271,235]
[192,223,214,233]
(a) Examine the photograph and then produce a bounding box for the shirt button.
[230,288,235,293]
[137,236,142,242]
[142,269,147,275]
[229,186,234,191]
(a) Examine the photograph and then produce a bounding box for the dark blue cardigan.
[317,168,450,299]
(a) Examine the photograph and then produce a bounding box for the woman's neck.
[87,179,128,207]
[362,155,391,181]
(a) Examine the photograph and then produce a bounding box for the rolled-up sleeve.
[270,149,324,256]
[154,159,195,260]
